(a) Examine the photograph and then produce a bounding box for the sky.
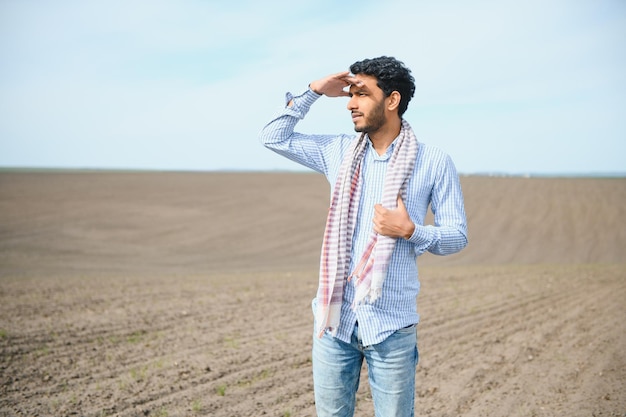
[1,0,625,175]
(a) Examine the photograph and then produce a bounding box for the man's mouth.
[351,112,363,122]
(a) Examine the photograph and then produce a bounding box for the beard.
[353,99,386,133]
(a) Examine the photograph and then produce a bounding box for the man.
[259,56,468,417]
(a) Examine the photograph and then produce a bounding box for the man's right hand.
[309,71,362,97]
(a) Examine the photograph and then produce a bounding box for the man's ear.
[387,91,401,112]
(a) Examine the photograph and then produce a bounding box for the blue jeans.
[312,323,418,417]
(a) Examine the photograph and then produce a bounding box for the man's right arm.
[259,72,362,174]
[259,88,332,174]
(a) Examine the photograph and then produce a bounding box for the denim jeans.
[312,323,418,417]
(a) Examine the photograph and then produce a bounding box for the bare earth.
[0,172,624,417]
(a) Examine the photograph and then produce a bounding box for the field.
[1,172,624,416]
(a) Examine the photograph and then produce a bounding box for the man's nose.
[347,96,357,110]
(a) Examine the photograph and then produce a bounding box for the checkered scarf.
[315,119,418,338]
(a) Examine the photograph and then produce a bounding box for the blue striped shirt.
[259,88,468,346]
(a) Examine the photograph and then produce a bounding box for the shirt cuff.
[285,88,321,113]
[407,224,434,248]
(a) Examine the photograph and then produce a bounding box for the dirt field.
[0,171,624,416]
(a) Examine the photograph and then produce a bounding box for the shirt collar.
[366,135,398,161]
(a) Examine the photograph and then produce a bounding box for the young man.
[259,56,468,417]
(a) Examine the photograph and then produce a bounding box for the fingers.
[375,196,406,213]
[339,74,363,88]
[330,71,359,83]
[325,71,352,88]
[331,70,350,79]
[329,71,363,89]
[396,195,407,211]
[373,196,413,239]
[311,71,364,97]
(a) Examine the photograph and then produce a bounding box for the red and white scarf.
[316,119,418,338]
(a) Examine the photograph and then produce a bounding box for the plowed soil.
[1,172,624,416]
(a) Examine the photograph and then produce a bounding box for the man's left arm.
[373,154,468,256]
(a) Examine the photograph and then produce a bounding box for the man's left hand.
[373,195,415,239]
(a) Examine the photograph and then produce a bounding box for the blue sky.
[1,0,625,175]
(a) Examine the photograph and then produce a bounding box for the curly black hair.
[350,56,415,117]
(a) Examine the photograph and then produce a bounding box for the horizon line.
[1,166,625,179]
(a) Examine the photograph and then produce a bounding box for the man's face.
[347,74,387,134]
